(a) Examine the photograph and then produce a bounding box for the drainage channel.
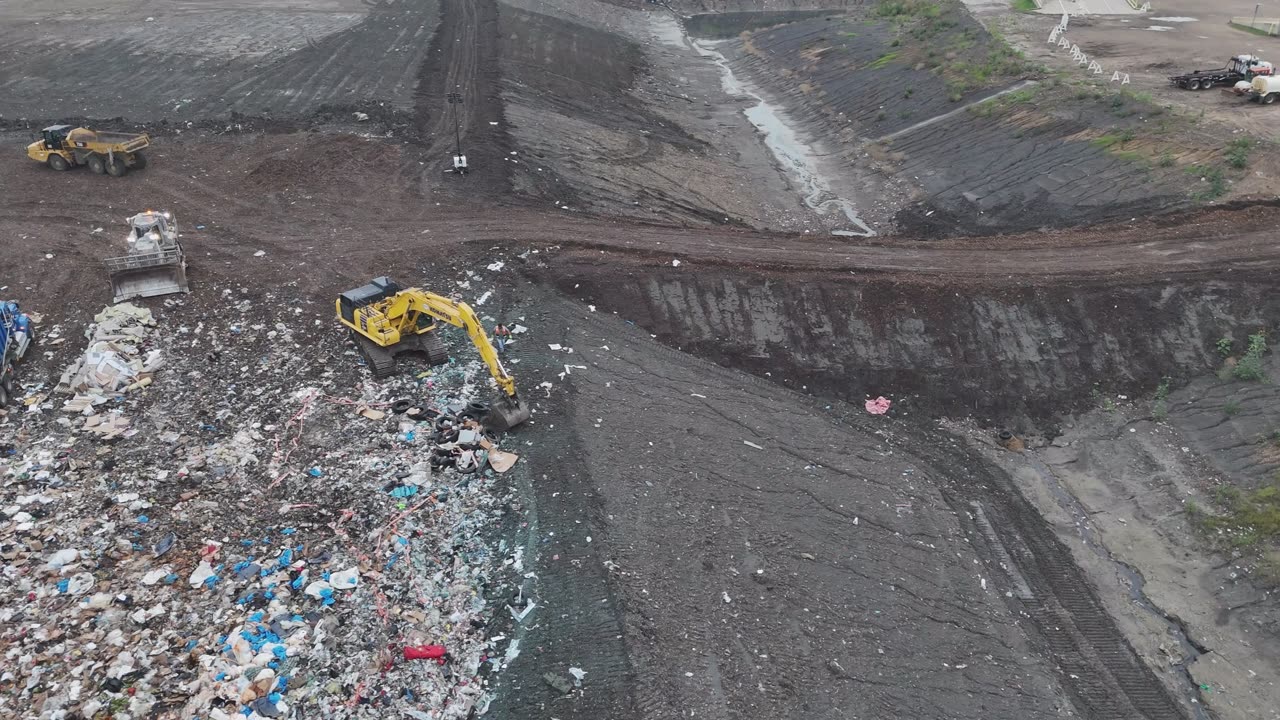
[1019,454,1211,720]
[651,15,874,237]
[690,39,875,238]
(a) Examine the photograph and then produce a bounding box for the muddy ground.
[2,0,1280,718]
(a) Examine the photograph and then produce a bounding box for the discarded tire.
[432,428,459,445]
[391,399,413,414]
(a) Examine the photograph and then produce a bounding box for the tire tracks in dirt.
[406,0,510,195]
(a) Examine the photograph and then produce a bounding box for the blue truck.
[0,301,32,407]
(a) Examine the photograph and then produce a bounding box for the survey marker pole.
[448,92,463,161]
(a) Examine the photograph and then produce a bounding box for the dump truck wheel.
[47,154,70,171]
[106,157,128,177]
[1187,79,1201,90]
[87,154,106,174]
[1200,79,1213,90]
[1266,93,1277,105]
[131,151,148,170]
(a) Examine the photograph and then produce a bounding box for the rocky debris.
[0,289,530,720]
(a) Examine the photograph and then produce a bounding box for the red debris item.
[864,396,892,415]
[403,644,448,664]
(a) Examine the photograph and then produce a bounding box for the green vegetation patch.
[1190,481,1280,548]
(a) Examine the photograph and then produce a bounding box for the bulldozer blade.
[487,399,531,431]
[109,263,190,303]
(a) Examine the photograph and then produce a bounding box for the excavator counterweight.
[336,278,530,429]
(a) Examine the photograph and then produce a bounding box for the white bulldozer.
[104,210,190,303]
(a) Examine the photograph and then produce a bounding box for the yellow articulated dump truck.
[27,125,150,177]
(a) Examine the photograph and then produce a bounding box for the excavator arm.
[337,278,531,429]
[394,290,519,400]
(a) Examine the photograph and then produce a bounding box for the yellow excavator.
[336,277,531,430]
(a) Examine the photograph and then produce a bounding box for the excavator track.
[354,333,397,378]
[421,332,450,366]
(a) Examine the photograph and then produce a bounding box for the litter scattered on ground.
[543,672,573,694]
[0,290,531,720]
[57,303,161,398]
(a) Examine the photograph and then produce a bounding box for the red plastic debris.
[403,644,448,664]
[864,396,892,415]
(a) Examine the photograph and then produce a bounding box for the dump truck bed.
[75,130,150,153]
[97,132,149,151]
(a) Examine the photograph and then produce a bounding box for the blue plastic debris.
[277,548,293,567]
[390,485,418,498]
[137,514,149,523]
[307,467,323,478]
[281,528,296,536]
[57,578,69,593]
[154,532,176,557]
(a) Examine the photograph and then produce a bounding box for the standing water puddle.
[652,16,874,237]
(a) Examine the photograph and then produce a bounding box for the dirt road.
[6,131,1280,299]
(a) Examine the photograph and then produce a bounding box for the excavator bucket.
[106,250,190,303]
[487,398,531,431]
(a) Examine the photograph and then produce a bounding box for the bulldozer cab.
[41,125,72,151]
[129,210,178,252]
[105,210,190,303]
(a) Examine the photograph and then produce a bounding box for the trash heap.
[55,303,163,438]
[0,289,530,720]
